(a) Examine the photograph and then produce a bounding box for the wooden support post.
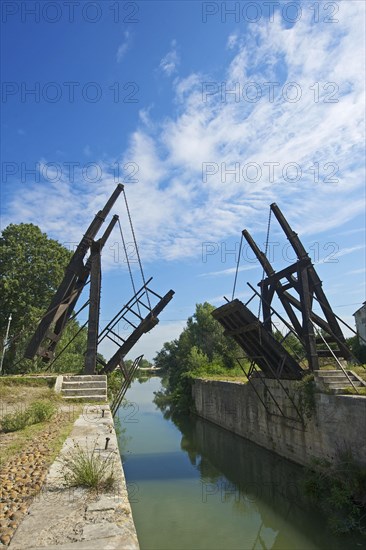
[261,285,272,333]
[84,241,102,375]
[298,265,318,371]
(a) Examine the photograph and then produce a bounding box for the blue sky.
[1,0,365,361]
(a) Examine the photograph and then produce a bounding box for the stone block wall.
[192,378,366,467]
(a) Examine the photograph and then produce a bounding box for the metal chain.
[123,189,151,310]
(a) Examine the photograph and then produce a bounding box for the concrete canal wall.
[192,378,366,467]
[9,405,139,550]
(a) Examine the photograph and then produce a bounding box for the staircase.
[314,370,365,394]
[60,375,107,401]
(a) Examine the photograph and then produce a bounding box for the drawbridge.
[212,203,359,418]
[24,184,174,392]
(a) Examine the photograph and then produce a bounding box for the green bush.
[1,409,29,432]
[29,400,55,423]
[304,453,366,534]
[295,374,316,420]
[1,400,55,432]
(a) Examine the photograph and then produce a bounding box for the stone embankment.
[6,405,139,550]
[192,378,366,467]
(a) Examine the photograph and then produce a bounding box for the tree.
[154,302,242,413]
[346,336,366,364]
[273,329,304,358]
[0,224,72,335]
[0,223,84,373]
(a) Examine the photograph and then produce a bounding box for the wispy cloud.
[200,265,257,278]
[346,267,366,275]
[116,31,131,63]
[334,244,365,259]
[159,39,180,76]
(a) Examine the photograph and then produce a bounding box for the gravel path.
[0,411,76,546]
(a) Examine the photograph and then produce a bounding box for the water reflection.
[118,377,361,550]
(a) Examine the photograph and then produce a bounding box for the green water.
[116,377,362,550]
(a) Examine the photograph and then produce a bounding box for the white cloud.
[227,32,238,50]
[159,39,180,76]
[4,3,366,268]
[116,31,131,63]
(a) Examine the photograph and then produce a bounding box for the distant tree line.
[153,302,243,413]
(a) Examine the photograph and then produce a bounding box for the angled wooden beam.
[24,186,123,360]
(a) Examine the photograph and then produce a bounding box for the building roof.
[353,302,366,316]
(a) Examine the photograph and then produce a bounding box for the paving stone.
[81,522,124,540]
[86,496,124,512]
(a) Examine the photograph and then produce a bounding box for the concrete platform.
[9,405,139,550]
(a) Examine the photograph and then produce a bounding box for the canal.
[116,376,362,550]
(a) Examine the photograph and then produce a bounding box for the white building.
[353,302,366,346]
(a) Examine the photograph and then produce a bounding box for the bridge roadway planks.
[212,299,304,380]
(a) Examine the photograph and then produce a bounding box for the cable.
[123,189,151,310]
[117,218,141,317]
[232,233,243,301]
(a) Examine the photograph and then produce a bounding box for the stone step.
[326,381,363,389]
[63,375,106,382]
[62,388,107,396]
[315,374,357,383]
[314,370,349,377]
[62,381,106,389]
[61,395,107,401]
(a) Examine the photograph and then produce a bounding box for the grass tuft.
[60,441,116,493]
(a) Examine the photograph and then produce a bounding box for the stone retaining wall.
[192,378,366,467]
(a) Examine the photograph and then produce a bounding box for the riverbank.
[8,404,139,549]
